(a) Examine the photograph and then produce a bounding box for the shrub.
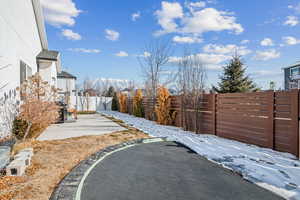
[77,111,96,115]
[155,86,176,125]
[112,92,119,111]
[17,73,59,140]
[133,89,144,117]
[12,118,28,140]
[118,93,127,113]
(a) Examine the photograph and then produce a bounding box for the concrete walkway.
[37,114,126,141]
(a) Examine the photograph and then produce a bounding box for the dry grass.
[0,129,148,200]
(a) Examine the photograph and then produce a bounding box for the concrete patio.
[37,114,126,141]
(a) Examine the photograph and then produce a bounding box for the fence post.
[290,89,299,157]
[212,94,217,135]
[267,91,275,149]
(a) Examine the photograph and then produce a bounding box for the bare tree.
[138,40,173,119]
[177,51,207,132]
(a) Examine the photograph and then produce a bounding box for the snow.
[101,111,300,200]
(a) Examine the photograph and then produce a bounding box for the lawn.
[0,127,148,200]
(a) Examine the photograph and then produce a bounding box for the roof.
[282,61,300,70]
[37,50,59,61]
[57,71,77,79]
[31,0,48,50]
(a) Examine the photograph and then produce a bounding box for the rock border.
[50,137,168,200]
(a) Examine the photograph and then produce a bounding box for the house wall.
[0,0,43,96]
[0,0,43,139]
[39,61,58,87]
[57,78,76,96]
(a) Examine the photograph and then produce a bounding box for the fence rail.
[125,90,300,157]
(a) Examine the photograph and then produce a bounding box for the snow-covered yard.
[101,111,300,200]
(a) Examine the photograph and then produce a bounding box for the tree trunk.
[23,122,32,141]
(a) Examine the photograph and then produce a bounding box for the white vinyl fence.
[70,96,112,112]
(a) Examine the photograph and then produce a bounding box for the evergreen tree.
[213,55,258,93]
[111,92,119,111]
[106,86,115,97]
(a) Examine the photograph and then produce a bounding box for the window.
[290,66,300,78]
[20,61,32,84]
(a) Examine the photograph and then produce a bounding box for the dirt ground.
[0,126,148,200]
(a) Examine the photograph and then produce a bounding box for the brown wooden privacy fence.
[125,90,300,157]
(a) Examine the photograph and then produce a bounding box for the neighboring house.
[283,61,300,90]
[0,0,61,139]
[57,71,77,97]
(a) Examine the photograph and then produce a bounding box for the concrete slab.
[37,114,126,141]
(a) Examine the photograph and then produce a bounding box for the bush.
[77,111,97,115]
[12,118,28,140]
[12,118,46,140]
[133,89,144,117]
[155,86,176,125]
[118,93,127,113]
[112,92,119,111]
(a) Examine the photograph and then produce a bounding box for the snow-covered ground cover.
[101,111,300,200]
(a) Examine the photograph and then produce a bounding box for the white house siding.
[57,78,76,96]
[0,0,43,96]
[39,61,58,88]
[0,0,43,139]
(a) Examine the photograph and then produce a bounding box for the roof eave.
[31,0,48,50]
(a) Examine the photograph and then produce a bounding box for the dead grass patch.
[0,130,148,200]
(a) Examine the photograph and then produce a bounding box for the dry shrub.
[118,93,127,113]
[155,86,175,125]
[133,89,144,117]
[17,73,60,140]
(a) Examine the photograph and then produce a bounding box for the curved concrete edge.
[49,137,169,200]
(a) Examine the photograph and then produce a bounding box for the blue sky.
[41,0,300,89]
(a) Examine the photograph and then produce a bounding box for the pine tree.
[111,92,119,111]
[106,86,115,97]
[213,55,258,93]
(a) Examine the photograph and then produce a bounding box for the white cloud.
[105,29,120,41]
[131,12,141,21]
[203,44,251,55]
[253,49,280,61]
[260,38,274,46]
[240,40,250,44]
[68,48,100,53]
[284,16,299,26]
[190,1,206,8]
[115,51,129,57]
[154,1,184,35]
[172,35,202,43]
[154,1,243,37]
[288,3,300,13]
[181,8,243,35]
[169,53,230,70]
[40,0,81,27]
[62,29,82,40]
[282,36,300,45]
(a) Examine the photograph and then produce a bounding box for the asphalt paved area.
[81,141,283,200]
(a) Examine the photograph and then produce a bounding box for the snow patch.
[101,111,300,200]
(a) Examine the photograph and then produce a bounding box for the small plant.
[133,89,144,117]
[155,86,175,125]
[17,73,59,140]
[118,93,127,113]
